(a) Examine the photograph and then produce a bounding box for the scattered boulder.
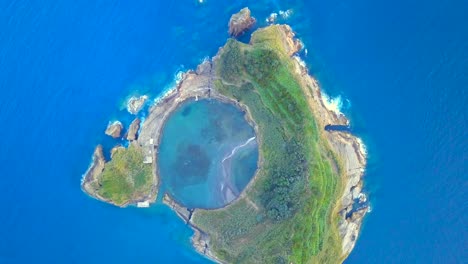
[126,118,141,141]
[228,7,256,37]
[105,121,123,138]
[127,95,148,115]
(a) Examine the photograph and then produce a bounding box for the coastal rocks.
[339,206,369,255]
[81,15,368,262]
[137,59,215,152]
[105,121,123,138]
[81,145,106,194]
[283,26,303,56]
[228,8,256,37]
[287,29,368,259]
[126,118,141,141]
[127,95,148,115]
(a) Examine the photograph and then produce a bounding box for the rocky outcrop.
[282,24,368,259]
[339,206,369,255]
[105,121,123,138]
[126,118,141,141]
[127,95,148,115]
[228,8,256,37]
[81,145,106,195]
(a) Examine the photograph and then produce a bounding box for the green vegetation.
[193,25,344,263]
[97,144,153,206]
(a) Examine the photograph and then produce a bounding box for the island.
[82,8,368,264]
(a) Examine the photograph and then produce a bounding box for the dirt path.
[245,197,259,211]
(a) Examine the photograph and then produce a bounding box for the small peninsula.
[82,8,368,264]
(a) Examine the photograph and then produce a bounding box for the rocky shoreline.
[289,34,368,256]
[81,144,158,208]
[81,18,368,262]
[155,25,368,260]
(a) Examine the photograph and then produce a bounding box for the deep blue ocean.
[0,0,466,263]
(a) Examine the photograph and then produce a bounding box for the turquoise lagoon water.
[158,99,259,209]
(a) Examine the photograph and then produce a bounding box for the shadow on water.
[324,124,352,133]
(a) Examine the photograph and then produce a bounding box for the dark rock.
[127,95,148,115]
[228,7,256,37]
[126,118,141,141]
[105,121,123,138]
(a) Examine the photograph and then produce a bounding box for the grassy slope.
[96,144,153,206]
[193,26,344,263]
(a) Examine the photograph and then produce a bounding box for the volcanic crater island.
[82,8,368,264]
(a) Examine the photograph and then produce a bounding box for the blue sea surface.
[0,0,466,263]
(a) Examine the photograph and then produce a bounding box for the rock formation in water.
[126,118,141,141]
[105,121,123,138]
[127,95,148,115]
[228,7,256,37]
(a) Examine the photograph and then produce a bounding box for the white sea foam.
[279,9,293,19]
[200,56,209,64]
[266,12,278,24]
[174,69,185,84]
[81,163,91,184]
[321,92,344,116]
[126,95,148,114]
[152,68,185,105]
[291,55,347,118]
[153,87,175,105]
[293,55,307,68]
[356,137,368,157]
[81,150,99,184]
[358,193,367,203]
[108,120,122,127]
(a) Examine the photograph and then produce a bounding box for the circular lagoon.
[158,99,259,209]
